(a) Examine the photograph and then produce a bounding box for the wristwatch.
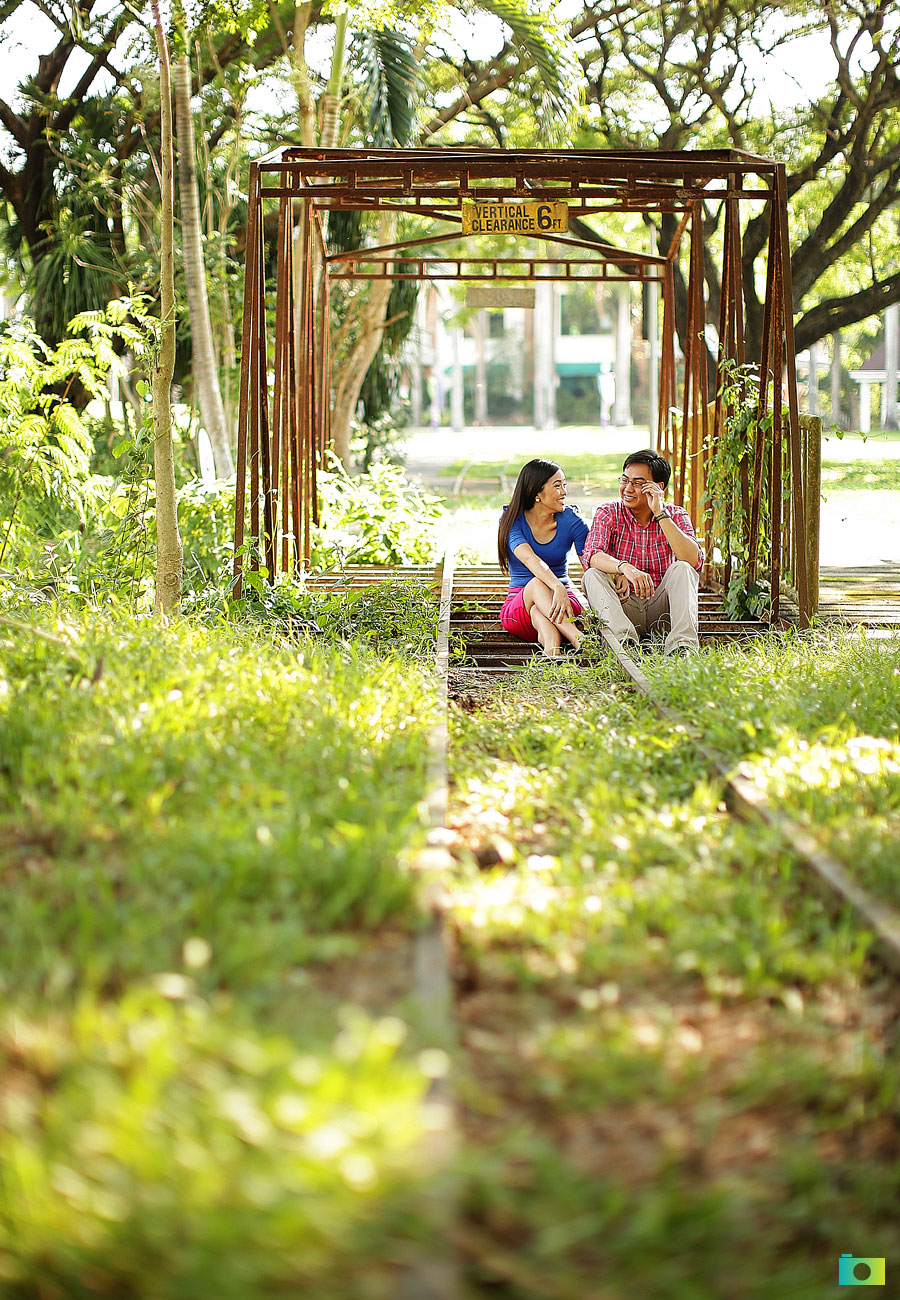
[653,509,668,522]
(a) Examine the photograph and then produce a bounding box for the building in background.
[849,305,900,433]
[407,279,649,431]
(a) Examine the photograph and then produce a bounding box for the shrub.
[311,458,445,568]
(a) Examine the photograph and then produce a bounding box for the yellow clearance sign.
[461,201,568,236]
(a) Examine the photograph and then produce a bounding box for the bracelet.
[653,511,668,522]
[615,560,627,573]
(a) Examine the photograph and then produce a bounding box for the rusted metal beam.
[234,147,802,629]
[775,165,808,624]
[232,161,260,598]
[329,256,664,283]
[326,228,669,266]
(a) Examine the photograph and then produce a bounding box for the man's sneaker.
[669,643,699,658]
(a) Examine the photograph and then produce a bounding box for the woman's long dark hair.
[498,458,562,571]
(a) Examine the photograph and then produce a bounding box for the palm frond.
[360,31,422,148]
[474,0,581,121]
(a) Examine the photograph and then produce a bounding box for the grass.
[647,631,900,908]
[3,590,899,1298]
[0,608,442,994]
[0,599,446,1297]
[821,460,900,491]
[440,452,625,495]
[438,450,900,497]
[446,634,900,1297]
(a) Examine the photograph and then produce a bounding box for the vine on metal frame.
[703,360,790,621]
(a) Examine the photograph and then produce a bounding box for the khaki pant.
[582,560,700,652]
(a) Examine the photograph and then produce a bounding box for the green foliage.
[176,476,237,581]
[472,0,582,128]
[352,411,409,472]
[312,458,446,567]
[702,361,790,620]
[326,209,366,258]
[359,31,422,146]
[215,572,440,662]
[6,139,124,345]
[1,349,446,604]
[0,321,95,523]
[80,453,445,607]
[0,303,159,576]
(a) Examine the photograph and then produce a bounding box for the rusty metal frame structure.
[234,147,807,621]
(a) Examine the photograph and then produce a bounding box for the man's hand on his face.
[641,480,665,516]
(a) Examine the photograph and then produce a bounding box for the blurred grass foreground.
[0,605,446,1299]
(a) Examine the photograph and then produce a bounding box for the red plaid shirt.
[580,501,703,586]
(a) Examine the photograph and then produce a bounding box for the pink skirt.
[500,586,584,642]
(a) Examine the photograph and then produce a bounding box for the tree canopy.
[0,0,897,368]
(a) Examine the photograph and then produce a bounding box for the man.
[581,450,703,655]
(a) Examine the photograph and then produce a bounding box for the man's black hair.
[623,449,671,489]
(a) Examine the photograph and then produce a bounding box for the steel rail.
[444,560,900,968]
[301,558,460,1296]
[599,629,900,974]
[400,548,459,1299]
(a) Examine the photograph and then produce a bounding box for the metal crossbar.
[233,147,808,623]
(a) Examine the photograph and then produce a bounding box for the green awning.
[444,360,603,376]
[556,361,602,377]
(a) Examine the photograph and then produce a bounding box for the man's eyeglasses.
[619,474,652,489]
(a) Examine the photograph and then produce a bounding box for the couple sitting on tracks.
[498,451,704,658]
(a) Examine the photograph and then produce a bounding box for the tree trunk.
[331,264,395,463]
[831,331,843,429]
[151,0,184,616]
[319,10,348,150]
[474,310,488,425]
[173,50,235,478]
[292,2,317,146]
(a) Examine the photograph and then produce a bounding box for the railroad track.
[451,563,772,674]
[440,556,900,969]
[306,557,900,969]
[304,557,900,1294]
[437,557,900,1293]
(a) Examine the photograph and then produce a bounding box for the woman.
[498,458,588,657]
